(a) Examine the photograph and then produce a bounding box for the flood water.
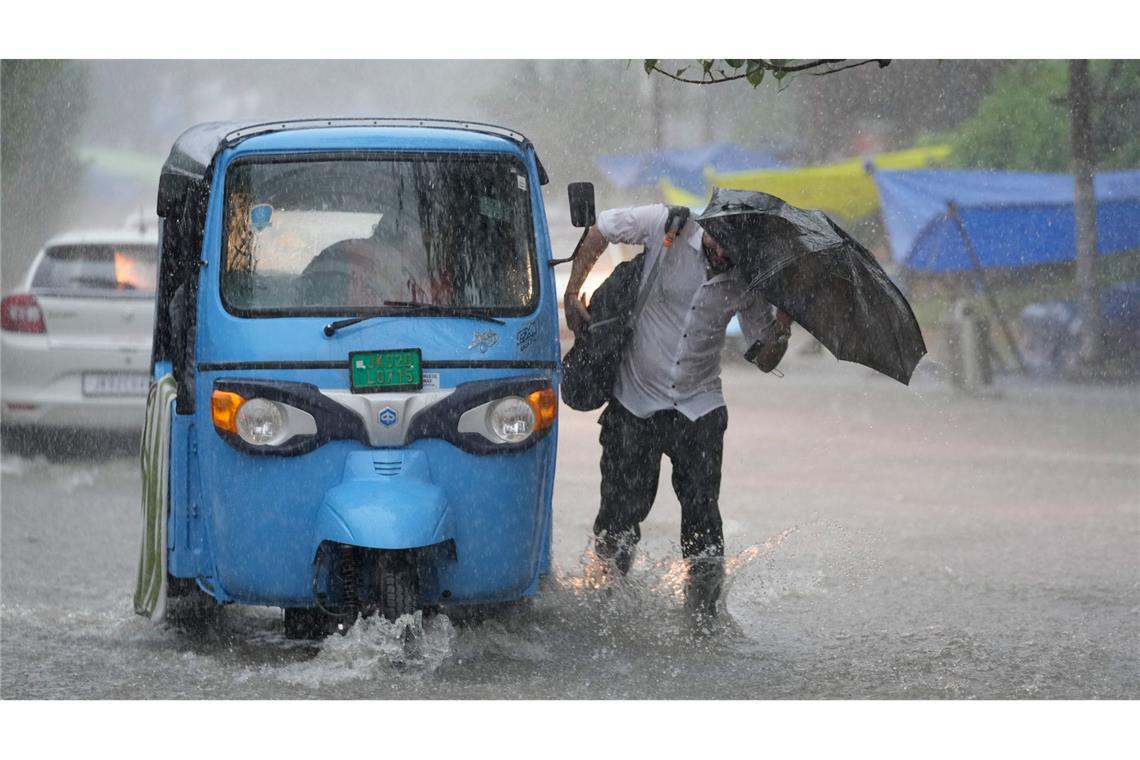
[2,356,1138,699]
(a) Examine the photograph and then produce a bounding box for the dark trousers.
[594,400,728,559]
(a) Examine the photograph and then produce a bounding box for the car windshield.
[221,154,538,315]
[32,244,157,296]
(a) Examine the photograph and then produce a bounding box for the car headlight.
[487,397,536,443]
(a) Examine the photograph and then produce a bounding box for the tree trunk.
[651,72,664,152]
[1069,60,1102,365]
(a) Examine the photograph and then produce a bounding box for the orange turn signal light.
[211,390,246,434]
[527,387,557,431]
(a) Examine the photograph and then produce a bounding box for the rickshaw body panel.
[183,397,556,607]
[314,450,456,552]
[157,124,561,611]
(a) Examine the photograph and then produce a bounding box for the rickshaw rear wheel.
[163,575,222,633]
[283,607,335,640]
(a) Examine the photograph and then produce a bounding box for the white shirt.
[595,204,777,421]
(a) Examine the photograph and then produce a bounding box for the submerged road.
[2,349,1138,698]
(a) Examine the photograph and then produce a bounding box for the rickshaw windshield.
[221,153,538,316]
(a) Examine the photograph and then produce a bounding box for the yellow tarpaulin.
[659,180,707,209]
[660,144,952,220]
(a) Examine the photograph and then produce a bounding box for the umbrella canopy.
[697,188,927,385]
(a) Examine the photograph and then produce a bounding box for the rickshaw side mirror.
[568,182,595,228]
[550,182,596,267]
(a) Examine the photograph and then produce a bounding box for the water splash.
[269,612,457,687]
[117,522,872,695]
[553,527,804,624]
[726,526,799,576]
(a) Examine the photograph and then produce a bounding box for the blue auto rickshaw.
[135,119,594,638]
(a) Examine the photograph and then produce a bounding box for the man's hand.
[563,226,608,335]
[565,291,591,335]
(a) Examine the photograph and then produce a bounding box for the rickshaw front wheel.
[379,556,418,623]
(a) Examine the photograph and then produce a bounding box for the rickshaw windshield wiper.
[323,302,506,337]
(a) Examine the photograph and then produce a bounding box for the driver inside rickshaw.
[300,212,434,307]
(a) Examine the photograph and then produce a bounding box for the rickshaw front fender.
[312,453,455,553]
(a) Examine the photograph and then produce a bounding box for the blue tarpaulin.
[873,169,1140,273]
[596,143,783,195]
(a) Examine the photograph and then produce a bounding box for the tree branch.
[648,59,890,85]
[803,59,893,76]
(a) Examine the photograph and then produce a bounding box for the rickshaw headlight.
[526,388,557,432]
[235,398,286,445]
[211,390,245,434]
[487,397,536,443]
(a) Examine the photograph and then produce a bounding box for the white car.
[1,227,158,433]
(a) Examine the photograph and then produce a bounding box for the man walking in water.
[564,203,791,618]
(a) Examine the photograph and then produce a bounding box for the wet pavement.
[2,349,1138,698]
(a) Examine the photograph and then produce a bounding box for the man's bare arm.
[563,226,609,334]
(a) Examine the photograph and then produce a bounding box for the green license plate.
[349,348,423,393]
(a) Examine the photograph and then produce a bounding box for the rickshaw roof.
[159,118,544,187]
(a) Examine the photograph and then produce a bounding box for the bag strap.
[631,205,690,322]
[587,206,692,335]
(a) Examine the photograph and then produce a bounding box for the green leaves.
[643,59,658,75]
[950,60,1140,172]
[746,60,765,87]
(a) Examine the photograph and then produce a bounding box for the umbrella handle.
[662,206,691,249]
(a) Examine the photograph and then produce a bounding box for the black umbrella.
[697,187,927,385]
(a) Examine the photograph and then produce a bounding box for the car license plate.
[350,348,422,393]
[82,372,150,397]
